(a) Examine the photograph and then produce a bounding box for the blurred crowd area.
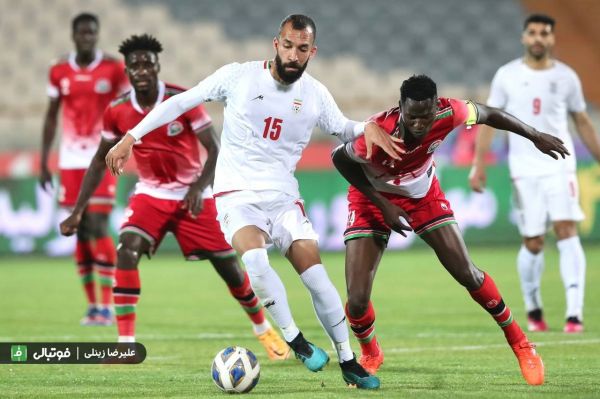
[1,0,598,166]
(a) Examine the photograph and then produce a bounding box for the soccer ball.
[211,346,260,393]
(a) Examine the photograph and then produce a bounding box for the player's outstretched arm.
[39,98,60,191]
[331,145,412,236]
[106,86,206,176]
[182,125,220,217]
[316,84,403,160]
[60,138,116,236]
[475,103,570,160]
[572,111,600,164]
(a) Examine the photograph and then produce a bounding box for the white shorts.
[512,173,584,237]
[214,190,319,255]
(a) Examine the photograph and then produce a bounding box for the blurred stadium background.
[2,2,600,397]
[1,0,600,255]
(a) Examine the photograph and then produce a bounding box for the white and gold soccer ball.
[211,346,260,393]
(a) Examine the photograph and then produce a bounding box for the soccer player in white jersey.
[470,14,600,333]
[105,15,403,389]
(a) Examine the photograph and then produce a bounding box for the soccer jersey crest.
[427,140,442,154]
[95,78,112,94]
[292,98,302,113]
[167,121,184,136]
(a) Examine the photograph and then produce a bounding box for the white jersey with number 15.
[189,61,356,197]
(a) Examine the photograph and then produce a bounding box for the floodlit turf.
[1,246,599,398]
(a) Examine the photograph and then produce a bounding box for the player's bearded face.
[523,23,554,60]
[274,53,309,84]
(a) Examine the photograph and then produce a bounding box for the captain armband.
[464,100,479,126]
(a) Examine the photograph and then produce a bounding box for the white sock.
[281,320,300,343]
[252,319,272,335]
[557,236,586,320]
[517,246,544,312]
[300,264,353,362]
[118,336,135,343]
[241,248,299,341]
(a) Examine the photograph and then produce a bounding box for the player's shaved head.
[279,14,316,42]
[400,75,437,103]
[72,12,98,32]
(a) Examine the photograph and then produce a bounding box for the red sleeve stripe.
[294,200,307,217]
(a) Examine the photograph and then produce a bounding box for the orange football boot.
[256,328,291,360]
[511,339,544,385]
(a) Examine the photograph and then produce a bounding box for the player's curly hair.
[400,75,437,103]
[118,34,163,58]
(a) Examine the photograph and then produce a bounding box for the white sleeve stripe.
[344,142,369,163]
[47,84,59,98]
[101,130,119,140]
[191,119,212,131]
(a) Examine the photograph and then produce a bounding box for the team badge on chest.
[167,121,184,136]
[292,98,303,114]
[427,140,442,154]
[94,78,112,94]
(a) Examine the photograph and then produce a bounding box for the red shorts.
[344,177,455,244]
[121,194,235,260]
[59,168,116,213]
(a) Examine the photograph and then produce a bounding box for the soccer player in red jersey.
[41,13,129,326]
[60,34,289,360]
[332,75,570,385]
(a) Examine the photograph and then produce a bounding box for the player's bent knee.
[210,256,246,286]
[241,248,271,278]
[524,237,544,254]
[117,235,148,268]
[554,221,577,240]
[117,245,141,269]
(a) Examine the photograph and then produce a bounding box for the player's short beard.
[275,54,308,84]
[528,44,549,61]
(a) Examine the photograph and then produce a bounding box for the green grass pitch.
[1,245,599,398]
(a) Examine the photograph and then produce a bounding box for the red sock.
[113,269,141,337]
[469,273,526,345]
[345,301,381,356]
[228,272,265,325]
[93,236,116,307]
[75,240,96,306]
